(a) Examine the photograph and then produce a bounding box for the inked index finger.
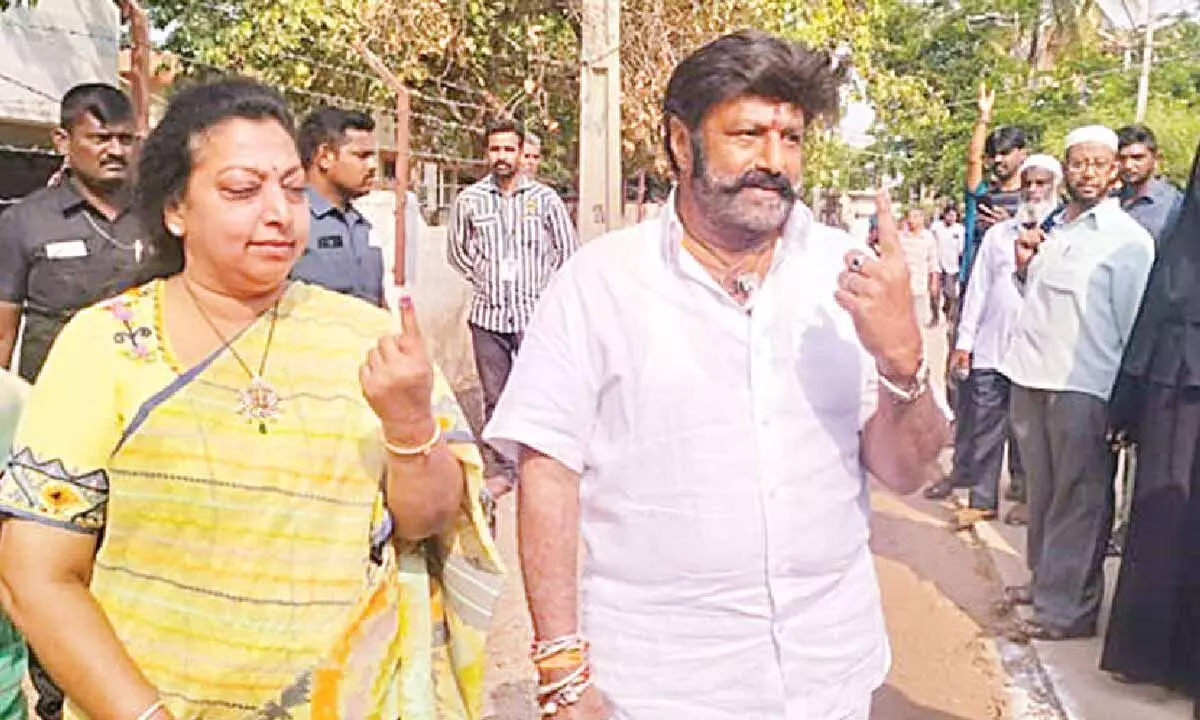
[872,187,901,258]
[398,295,422,339]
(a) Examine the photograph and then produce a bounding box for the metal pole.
[118,0,151,137]
[636,169,646,222]
[353,43,411,287]
[577,0,622,242]
[1135,0,1154,122]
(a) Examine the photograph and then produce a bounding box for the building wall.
[0,0,120,135]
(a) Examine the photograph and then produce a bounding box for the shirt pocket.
[1037,255,1086,295]
[788,303,868,424]
[362,246,384,298]
[26,237,107,312]
[294,241,356,294]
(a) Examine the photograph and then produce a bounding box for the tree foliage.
[9,0,1197,194]
[139,0,582,184]
[866,0,1200,198]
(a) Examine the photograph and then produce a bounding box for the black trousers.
[469,322,522,479]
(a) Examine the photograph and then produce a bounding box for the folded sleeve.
[0,310,119,533]
[483,259,598,474]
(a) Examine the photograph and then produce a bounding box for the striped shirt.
[447,174,577,333]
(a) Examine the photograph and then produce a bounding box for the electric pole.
[577,0,622,242]
[1135,0,1155,122]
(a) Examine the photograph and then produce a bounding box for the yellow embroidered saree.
[0,281,503,719]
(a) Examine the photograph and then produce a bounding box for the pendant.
[237,375,281,433]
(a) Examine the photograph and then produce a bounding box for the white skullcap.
[1019,154,1063,180]
[1064,125,1118,152]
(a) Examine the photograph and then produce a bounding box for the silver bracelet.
[878,358,930,404]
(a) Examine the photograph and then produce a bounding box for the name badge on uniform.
[499,257,519,282]
[45,240,89,259]
[317,235,344,249]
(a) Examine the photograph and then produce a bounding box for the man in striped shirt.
[448,119,578,498]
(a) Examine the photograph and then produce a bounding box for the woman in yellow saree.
[0,80,502,720]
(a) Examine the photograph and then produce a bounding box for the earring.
[166,223,183,237]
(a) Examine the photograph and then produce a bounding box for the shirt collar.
[54,176,130,217]
[306,186,369,226]
[484,173,533,195]
[1053,196,1118,231]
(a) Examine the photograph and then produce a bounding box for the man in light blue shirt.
[1002,126,1155,641]
[291,108,384,306]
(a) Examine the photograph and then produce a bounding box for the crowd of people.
[0,26,1197,720]
[909,75,1200,707]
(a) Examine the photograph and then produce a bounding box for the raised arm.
[835,191,949,494]
[361,298,466,541]
[965,82,995,193]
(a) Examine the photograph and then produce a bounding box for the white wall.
[356,190,480,394]
[0,0,120,129]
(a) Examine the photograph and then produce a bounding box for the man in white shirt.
[1002,126,1155,641]
[898,207,940,328]
[950,155,1062,531]
[930,206,964,325]
[485,31,949,720]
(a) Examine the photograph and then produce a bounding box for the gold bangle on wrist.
[383,424,442,457]
[134,699,165,720]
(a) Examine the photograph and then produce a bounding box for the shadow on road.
[872,683,984,720]
[871,494,1014,638]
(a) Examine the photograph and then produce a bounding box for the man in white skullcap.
[950,154,1064,533]
[1000,126,1155,640]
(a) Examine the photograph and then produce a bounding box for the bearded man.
[485,31,948,720]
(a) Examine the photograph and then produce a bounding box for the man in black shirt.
[0,84,179,386]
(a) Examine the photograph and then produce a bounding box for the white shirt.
[955,220,1025,370]
[1000,198,1154,401]
[898,229,937,296]
[930,220,965,274]
[485,201,889,720]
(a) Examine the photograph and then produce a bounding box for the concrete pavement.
[922,320,1194,720]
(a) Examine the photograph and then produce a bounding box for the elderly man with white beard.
[1002,126,1155,641]
[949,154,1063,533]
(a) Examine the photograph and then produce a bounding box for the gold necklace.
[184,280,283,434]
